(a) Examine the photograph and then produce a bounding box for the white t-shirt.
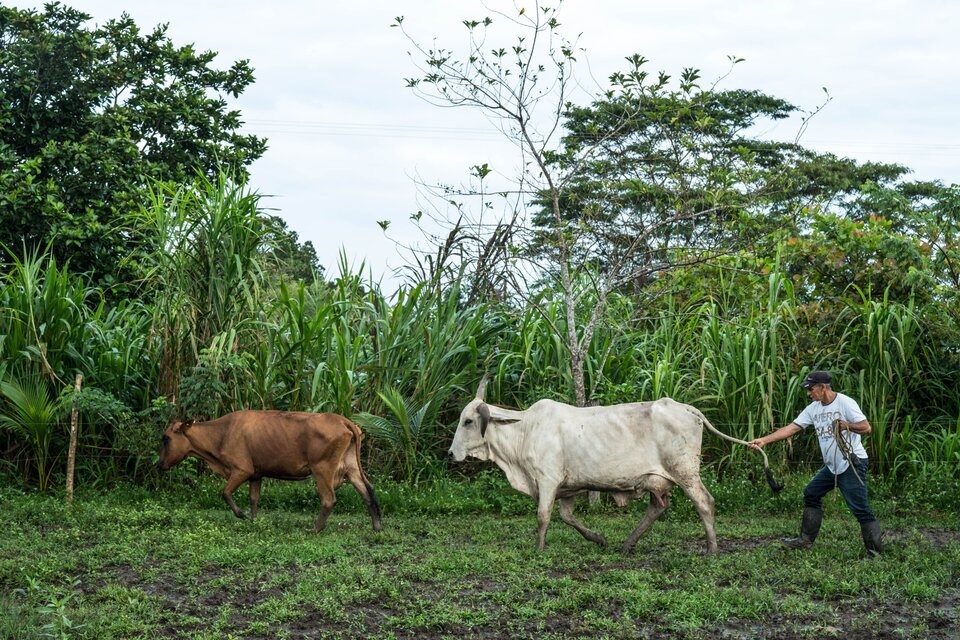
[794,392,868,475]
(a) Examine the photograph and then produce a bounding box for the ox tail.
[690,408,784,494]
[345,419,383,523]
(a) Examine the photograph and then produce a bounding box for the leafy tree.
[136,171,270,397]
[780,209,934,305]
[548,67,924,293]
[543,73,794,277]
[0,3,267,288]
[262,215,325,284]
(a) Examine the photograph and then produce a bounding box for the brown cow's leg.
[311,473,337,532]
[621,494,669,554]
[222,472,252,519]
[345,466,382,532]
[340,423,382,532]
[558,496,607,547]
[248,478,262,520]
[309,432,353,532]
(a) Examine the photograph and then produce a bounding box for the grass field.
[1,471,958,639]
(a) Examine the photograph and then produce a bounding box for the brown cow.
[158,410,382,532]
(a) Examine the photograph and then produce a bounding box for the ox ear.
[477,403,490,439]
[174,420,194,433]
[475,375,489,401]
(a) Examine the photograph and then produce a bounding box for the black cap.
[800,370,832,388]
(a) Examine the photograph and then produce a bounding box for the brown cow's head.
[157,420,194,471]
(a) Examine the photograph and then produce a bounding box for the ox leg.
[222,472,252,519]
[621,493,670,554]
[248,479,262,520]
[558,497,607,548]
[683,480,718,554]
[535,489,558,550]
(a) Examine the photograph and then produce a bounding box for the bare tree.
[395,2,614,405]
[394,2,792,405]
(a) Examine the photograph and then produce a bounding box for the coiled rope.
[832,419,864,486]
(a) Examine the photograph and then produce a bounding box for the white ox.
[448,379,778,554]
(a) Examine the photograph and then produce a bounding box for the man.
[748,370,882,557]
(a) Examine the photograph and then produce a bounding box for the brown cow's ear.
[477,403,490,439]
[173,420,193,433]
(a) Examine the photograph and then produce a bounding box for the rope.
[833,419,864,486]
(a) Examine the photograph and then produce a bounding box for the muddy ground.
[89,527,959,639]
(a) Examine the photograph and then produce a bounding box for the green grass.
[0,473,958,639]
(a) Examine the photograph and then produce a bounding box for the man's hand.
[837,419,861,433]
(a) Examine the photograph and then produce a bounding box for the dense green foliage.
[1,2,958,497]
[1,239,958,489]
[0,3,267,288]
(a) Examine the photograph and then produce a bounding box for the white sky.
[9,1,960,289]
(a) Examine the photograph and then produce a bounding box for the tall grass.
[0,249,149,490]
[631,296,700,403]
[353,386,441,483]
[839,289,920,472]
[494,295,573,405]
[0,248,93,386]
[81,300,155,410]
[3,185,958,489]
[258,280,329,411]
[136,172,269,401]
[696,272,804,467]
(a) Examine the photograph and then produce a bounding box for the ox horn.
[475,374,489,401]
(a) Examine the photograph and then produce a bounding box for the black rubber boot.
[782,507,823,549]
[860,520,883,558]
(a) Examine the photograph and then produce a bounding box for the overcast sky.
[10,1,960,288]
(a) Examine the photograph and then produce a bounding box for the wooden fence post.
[66,373,83,503]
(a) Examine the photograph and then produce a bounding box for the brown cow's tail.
[345,419,383,525]
[689,407,783,494]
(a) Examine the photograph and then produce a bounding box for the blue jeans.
[803,457,876,523]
